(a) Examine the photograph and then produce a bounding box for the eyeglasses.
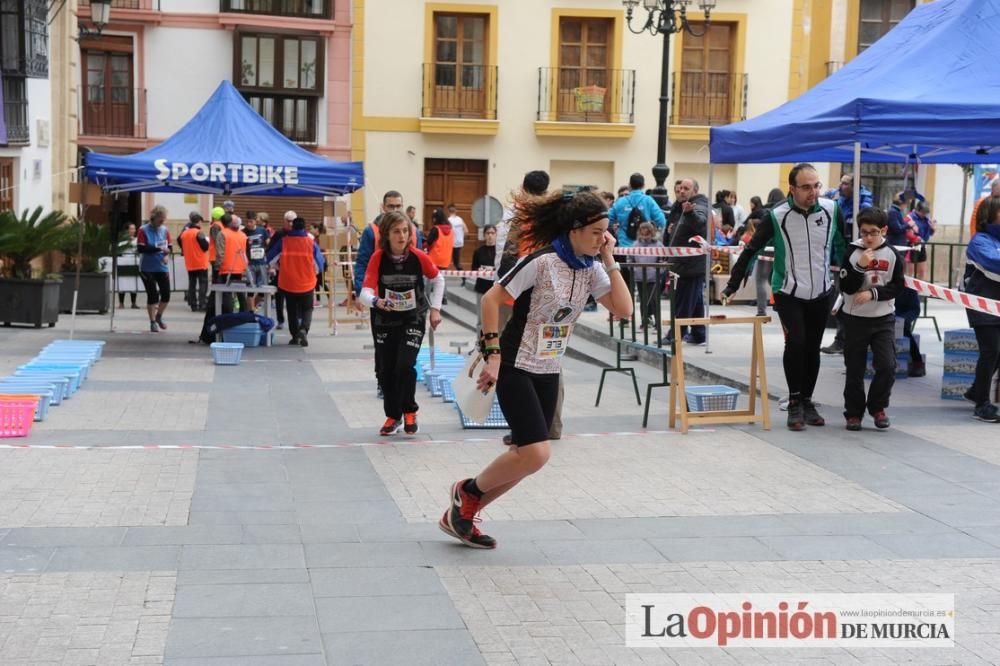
[793,182,824,191]
[859,229,883,237]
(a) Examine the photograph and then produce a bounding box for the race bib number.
[156,240,168,252]
[384,288,417,311]
[536,323,573,359]
[250,247,265,260]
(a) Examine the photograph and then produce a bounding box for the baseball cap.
[222,200,235,210]
[211,206,225,220]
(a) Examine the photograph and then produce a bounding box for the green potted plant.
[0,207,67,327]
[57,219,128,314]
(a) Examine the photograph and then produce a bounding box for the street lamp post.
[623,0,715,210]
[78,0,112,39]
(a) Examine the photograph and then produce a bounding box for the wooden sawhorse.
[668,315,771,433]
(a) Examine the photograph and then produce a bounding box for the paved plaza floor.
[0,296,998,665]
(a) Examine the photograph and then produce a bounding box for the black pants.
[496,364,560,446]
[118,291,136,306]
[636,280,662,323]
[971,326,1000,406]
[284,290,314,340]
[774,291,829,399]
[272,273,285,324]
[187,269,208,310]
[451,247,463,270]
[674,275,705,341]
[202,274,246,332]
[369,316,382,386]
[842,313,896,417]
[139,271,171,306]
[375,320,425,418]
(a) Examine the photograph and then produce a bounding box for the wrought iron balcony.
[536,67,635,124]
[79,86,147,138]
[421,63,498,120]
[670,71,747,126]
[220,0,330,20]
[78,0,160,9]
[2,99,29,145]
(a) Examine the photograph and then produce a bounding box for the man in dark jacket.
[663,178,710,344]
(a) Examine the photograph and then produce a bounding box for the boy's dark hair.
[857,207,888,229]
[788,163,817,187]
[629,173,645,190]
[292,217,307,230]
[522,170,550,195]
[245,210,258,220]
[382,190,402,203]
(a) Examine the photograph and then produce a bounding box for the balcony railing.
[220,0,330,19]
[79,0,160,9]
[2,99,29,145]
[536,67,635,124]
[421,63,498,120]
[670,72,747,126]
[79,87,147,138]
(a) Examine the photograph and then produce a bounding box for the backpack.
[625,201,646,241]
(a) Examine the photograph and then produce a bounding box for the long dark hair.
[377,211,410,253]
[431,208,448,226]
[977,196,1000,233]
[509,190,607,249]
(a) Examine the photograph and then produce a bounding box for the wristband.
[605,262,621,274]
[483,348,501,358]
[484,345,500,352]
[481,331,499,340]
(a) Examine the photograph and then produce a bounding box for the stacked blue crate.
[942,329,977,400]
[864,334,921,379]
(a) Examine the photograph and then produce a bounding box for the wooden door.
[423,158,487,267]
[433,14,488,118]
[678,24,732,126]
[0,159,14,213]
[557,18,611,122]
[81,37,134,136]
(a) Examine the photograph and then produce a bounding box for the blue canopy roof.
[84,81,364,196]
[710,0,1000,164]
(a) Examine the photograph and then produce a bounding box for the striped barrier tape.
[904,276,1000,317]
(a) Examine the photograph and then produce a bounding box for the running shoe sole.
[379,421,403,436]
[439,511,496,549]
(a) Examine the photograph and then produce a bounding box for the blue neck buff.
[552,234,594,270]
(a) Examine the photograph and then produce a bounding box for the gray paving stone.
[188,511,298,526]
[172,583,316,617]
[180,545,306,570]
[315,595,466,633]
[420,540,554,567]
[240,525,302,544]
[46,546,180,572]
[291,483,392,502]
[868,532,1000,558]
[648,537,780,561]
[536,539,667,565]
[758,535,899,560]
[570,515,801,540]
[0,527,126,547]
[177,569,311,586]
[165,656,326,666]
[778,512,949,536]
[304,542,425,568]
[0,547,53,573]
[297,524,360,544]
[322,629,485,666]
[293,500,403,525]
[164,617,323,659]
[122,525,244,546]
[311,566,445,597]
[190,495,296,512]
[192,483,293,500]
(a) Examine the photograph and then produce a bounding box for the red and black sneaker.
[845,415,862,431]
[438,510,496,549]
[872,410,890,429]
[403,412,418,435]
[379,417,403,436]
[447,480,480,537]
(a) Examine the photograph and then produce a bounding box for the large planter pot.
[0,278,62,328]
[59,272,110,314]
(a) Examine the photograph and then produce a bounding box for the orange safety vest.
[218,227,248,276]
[371,220,419,249]
[427,225,454,268]
[277,235,317,294]
[208,220,224,262]
[179,227,209,271]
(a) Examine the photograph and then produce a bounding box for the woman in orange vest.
[266,216,326,346]
[212,214,249,313]
[425,208,454,269]
[179,212,210,311]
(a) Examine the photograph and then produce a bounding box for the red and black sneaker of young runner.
[403,412,418,435]
[379,417,403,436]
[438,510,496,549]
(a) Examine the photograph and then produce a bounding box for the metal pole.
[650,27,672,211]
[704,161,713,354]
[958,167,969,246]
[70,176,88,340]
[852,142,861,240]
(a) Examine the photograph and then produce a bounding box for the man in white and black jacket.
[838,207,905,431]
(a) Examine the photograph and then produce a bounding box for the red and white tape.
[905,276,1000,317]
[439,270,496,278]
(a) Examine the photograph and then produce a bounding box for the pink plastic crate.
[0,400,36,438]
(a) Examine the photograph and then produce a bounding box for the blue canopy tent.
[83,80,364,196]
[710,0,1000,165]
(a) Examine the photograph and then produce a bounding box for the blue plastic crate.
[221,323,262,347]
[457,397,509,429]
[0,378,68,403]
[441,378,456,403]
[15,368,82,393]
[0,390,51,421]
[685,385,740,412]
[941,373,974,401]
[211,342,244,365]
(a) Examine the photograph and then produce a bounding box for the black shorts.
[496,364,560,447]
[139,271,171,305]
[911,246,928,263]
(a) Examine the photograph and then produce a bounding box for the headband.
[571,211,608,230]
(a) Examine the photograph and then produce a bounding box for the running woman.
[359,211,444,436]
[440,190,633,549]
